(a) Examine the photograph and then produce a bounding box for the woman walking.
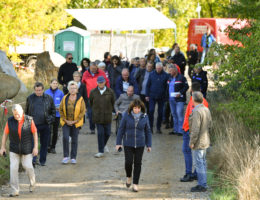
[59,81,86,164]
[116,99,152,192]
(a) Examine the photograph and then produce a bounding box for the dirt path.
[0,119,210,200]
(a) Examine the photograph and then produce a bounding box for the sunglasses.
[68,57,73,60]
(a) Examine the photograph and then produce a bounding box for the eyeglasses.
[68,57,73,60]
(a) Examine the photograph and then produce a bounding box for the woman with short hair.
[59,81,85,164]
[116,99,152,192]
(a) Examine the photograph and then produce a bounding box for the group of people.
[0,43,212,196]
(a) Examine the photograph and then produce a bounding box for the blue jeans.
[33,124,50,165]
[148,98,165,130]
[200,47,209,64]
[169,99,184,134]
[62,125,79,159]
[193,149,207,187]
[87,103,95,131]
[96,124,111,153]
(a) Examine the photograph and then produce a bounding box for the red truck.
[187,18,247,54]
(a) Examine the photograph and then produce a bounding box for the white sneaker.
[69,136,72,143]
[104,146,109,153]
[94,152,104,158]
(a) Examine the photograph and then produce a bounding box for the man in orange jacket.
[180,82,209,182]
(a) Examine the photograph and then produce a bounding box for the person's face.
[97,81,106,89]
[90,65,97,73]
[127,87,134,96]
[34,86,44,96]
[146,64,153,72]
[106,55,111,61]
[69,85,78,95]
[13,110,23,121]
[73,74,81,83]
[82,60,88,67]
[140,59,146,68]
[207,28,211,35]
[66,55,73,63]
[194,68,201,74]
[150,54,155,60]
[113,59,118,65]
[156,66,163,73]
[133,106,141,114]
[50,80,58,90]
[169,68,177,77]
[99,66,106,72]
[133,60,138,66]
[122,72,129,81]
[175,47,180,54]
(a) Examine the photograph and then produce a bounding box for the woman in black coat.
[116,99,152,192]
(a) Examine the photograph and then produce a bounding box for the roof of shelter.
[55,26,90,36]
[65,7,176,31]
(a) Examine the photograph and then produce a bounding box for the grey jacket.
[114,93,140,113]
[189,104,212,149]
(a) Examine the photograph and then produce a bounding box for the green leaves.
[0,0,71,54]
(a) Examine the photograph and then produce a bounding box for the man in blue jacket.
[168,64,189,136]
[146,62,169,134]
[200,28,216,64]
[115,68,139,99]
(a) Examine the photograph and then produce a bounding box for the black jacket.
[172,53,187,72]
[25,93,56,125]
[8,115,33,155]
[107,64,124,89]
[135,68,146,92]
[58,62,78,85]
[192,70,208,96]
[167,73,189,102]
[187,50,198,66]
[78,83,88,107]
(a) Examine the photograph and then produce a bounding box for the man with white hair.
[0,104,38,197]
[145,62,169,133]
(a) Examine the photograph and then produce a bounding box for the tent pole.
[109,30,113,53]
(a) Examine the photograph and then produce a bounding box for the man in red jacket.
[82,62,110,134]
[180,82,209,182]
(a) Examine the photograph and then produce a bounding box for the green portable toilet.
[55,26,90,66]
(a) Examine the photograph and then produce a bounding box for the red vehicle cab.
[187,18,248,54]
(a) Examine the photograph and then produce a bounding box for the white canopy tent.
[66,7,176,39]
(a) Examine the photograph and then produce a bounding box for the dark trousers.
[96,124,111,153]
[33,124,50,165]
[140,94,149,115]
[148,98,165,130]
[63,86,68,95]
[164,101,172,124]
[62,125,79,159]
[48,117,60,149]
[87,103,95,131]
[124,146,145,185]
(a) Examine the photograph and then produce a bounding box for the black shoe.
[165,123,171,129]
[90,130,95,134]
[156,130,162,134]
[191,185,207,192]
[126,182,131,188]
[50,148,56,154]
[191,174,198,180]
[40,163,46,166]
[9,193,19,197]
[177,133,183,136]
[168,131,176,135]
[180,174,193,182]
[47,147,51,153]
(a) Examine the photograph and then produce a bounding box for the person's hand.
[145,97,149,102]
[65,120,73,126]
[32,147,38,156]
[147,147,152,152]
[0,148,6,156]
[176,94,181,98]
[116,111,121,115]
[116,145,123,151]
[190,144,194,149]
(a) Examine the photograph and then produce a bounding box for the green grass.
[208,170,237,200]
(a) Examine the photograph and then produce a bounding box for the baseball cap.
[97,76,105,83]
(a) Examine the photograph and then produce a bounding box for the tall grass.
[207,90,260,200]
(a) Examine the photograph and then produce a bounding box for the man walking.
[89,76,115,158]
[0,104,38,197]
[189,91,212,192]
[168,64,189,136]
[58,53,78,94]
[25,82,56,166]
[146,62,169,133]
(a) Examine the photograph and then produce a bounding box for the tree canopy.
[0,0,71,55]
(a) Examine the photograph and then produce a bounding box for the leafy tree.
[0,0,71,55]
[207,0,260,130]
